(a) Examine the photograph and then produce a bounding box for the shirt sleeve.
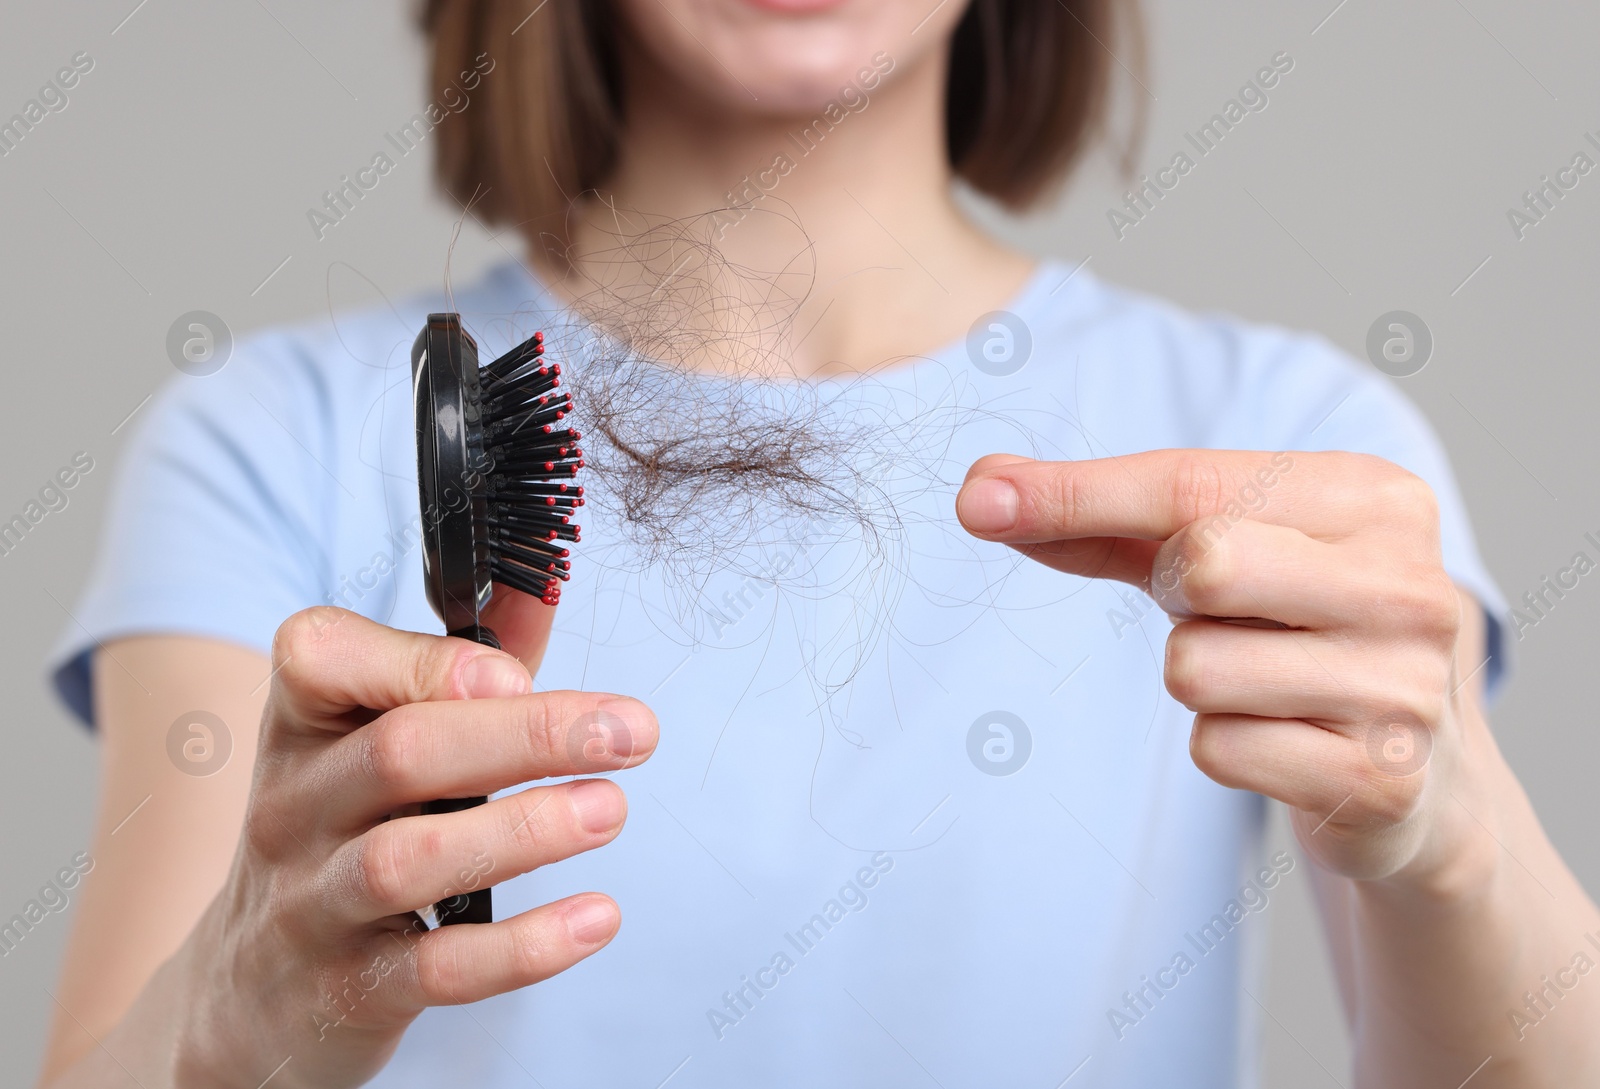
[48,333,338,727]
[1226,329,1512,700]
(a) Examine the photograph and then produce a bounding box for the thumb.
[480,585,558,676]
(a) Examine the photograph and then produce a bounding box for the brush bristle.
[476,332,584,606]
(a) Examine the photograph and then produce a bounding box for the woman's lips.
[738,0,850,13]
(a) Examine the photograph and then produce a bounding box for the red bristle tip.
[544,497,556,506]
[570,429,582,440]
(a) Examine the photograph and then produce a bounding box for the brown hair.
[418,0,1144,235]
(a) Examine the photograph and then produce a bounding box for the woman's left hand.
[955,449,1492,887]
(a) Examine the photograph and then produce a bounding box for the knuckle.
[1335,450,1390,480]
[506,793,550,855]
[241,797,287,859]
[1170,455,1230,525]
[1360,771,1426,826]
[515,698,566,766]
[1164,627,1208,710]
[1049,466,1087,532]
[1400,671,1448,727]
[408,638,464,704]
[1187,715,1228,779]
[415,938,465,1006]
[508,924,558,983]
[355,830,410,909]
[1414,689,1446,729]
[1374,467,1439,529]
[1178,532,1235,613]
[1389,569,1462,645]
[272,607,348,681]
[1420,573,1462,642]
[363,712,430,796]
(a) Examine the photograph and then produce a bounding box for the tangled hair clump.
[525,207,898,583]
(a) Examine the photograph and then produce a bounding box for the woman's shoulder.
[200,262,541,408]
[1020,262,1418,452]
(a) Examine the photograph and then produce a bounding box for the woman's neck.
[532,38,1036,378]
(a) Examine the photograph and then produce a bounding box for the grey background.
[2,0,1595,1084]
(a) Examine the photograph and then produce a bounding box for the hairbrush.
[410,312,583,925]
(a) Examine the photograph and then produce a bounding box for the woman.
[37,1,1600,1086]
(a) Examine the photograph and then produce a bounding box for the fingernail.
[565,897,618,946]
[594,698,658,756]
[463,654,531,699]
[569,779,624,833]
[958,478,1019,533]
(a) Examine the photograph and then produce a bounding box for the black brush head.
[412,314,584,638]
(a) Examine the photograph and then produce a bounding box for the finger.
[1189,714,1431,855]
[1011,536,1161,587]
[324,779,627,925]
[956,449,1434,544]
[394,893,621,1010]
[1148,519,1370,629]
[268,608,533,728]
[1188,714,1358,813]
[319,691,656,827]
[1164,620,1445,728]
[481,584,557,675]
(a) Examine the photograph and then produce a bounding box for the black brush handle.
[422,623,502,926]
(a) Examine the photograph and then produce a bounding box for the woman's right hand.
[144,604,655,1088]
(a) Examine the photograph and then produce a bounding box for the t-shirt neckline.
[483,254,1092,380]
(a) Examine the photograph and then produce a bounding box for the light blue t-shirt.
[52,259,1507,1088]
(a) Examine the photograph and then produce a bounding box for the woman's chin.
[619,0,951,119]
